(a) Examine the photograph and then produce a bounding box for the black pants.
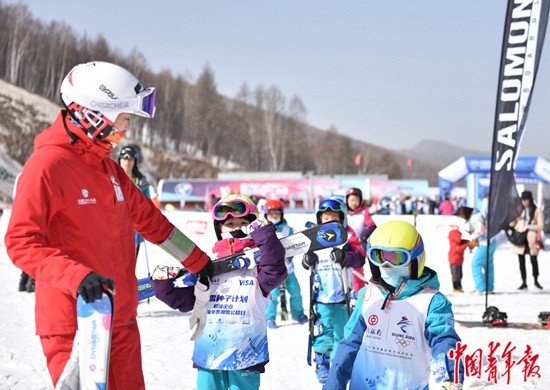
[518,254,539,281]
[450,264,463,289]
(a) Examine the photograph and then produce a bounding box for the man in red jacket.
[5,61,212,389]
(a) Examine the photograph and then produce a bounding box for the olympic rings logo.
[395,337,410,347]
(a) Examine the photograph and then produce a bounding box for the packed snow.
[1,211,549,389]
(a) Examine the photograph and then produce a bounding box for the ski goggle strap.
[62,87,156,118]
[212,199,259,221]
[317,198,343,213]
[367,237,424,268]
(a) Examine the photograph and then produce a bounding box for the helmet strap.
[63,116,79,145]
[368,261,382,282]
[410,259,419,280]
[368,262,396,295]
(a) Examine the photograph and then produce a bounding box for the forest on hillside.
[0,1,402,178]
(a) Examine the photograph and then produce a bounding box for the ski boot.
[293,314,308,325]
[267,319,278,329]
[18,272,29,292]
[26,277,35,293]
[315,353,330,384]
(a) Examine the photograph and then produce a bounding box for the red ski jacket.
[6,111,208,335]
[447,229,468,266]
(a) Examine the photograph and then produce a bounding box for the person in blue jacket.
[324,220,464,390]
[470,196,496,294]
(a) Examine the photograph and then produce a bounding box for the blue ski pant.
[197,368,260,390]
[313,302,349,360]
[471,241,496,292]
[266,272,304,320]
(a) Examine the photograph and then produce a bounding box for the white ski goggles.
[102,87,156,118]
[64,87,156,118]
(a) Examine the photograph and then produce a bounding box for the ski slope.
[1,211,549,389]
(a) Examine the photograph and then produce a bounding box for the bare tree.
[0,1,408,181]
[191,65,227,161]
[5,4,32,85]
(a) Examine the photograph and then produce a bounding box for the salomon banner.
[488,0,550,240]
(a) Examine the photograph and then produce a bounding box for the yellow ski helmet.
[366,220,426,280]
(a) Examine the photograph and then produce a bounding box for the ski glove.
[302,252,319,270]
[77,272,114,303]
[330,248,346,266]
[189,280,210,341]
[241,217,270,236]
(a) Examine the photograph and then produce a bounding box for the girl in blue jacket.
[324,220,464,390]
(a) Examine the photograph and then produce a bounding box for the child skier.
[302,197,365,384]
[151,194,287,389]
[345,187,376,293]
[324,220,464,389]
[448,206,475,293]
[263,199,308,328]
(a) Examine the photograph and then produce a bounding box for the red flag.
[407,158,413,167]
[354,153,361,166]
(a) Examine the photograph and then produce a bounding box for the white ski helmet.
[60,61,156,143]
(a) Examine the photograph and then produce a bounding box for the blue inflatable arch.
[438,156,550,210]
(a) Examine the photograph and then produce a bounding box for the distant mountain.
[396,139,488,168]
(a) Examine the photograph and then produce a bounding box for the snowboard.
[456,320,547,330]
[77,292,114,390]
[209,221,347,276]
[137,277,155,301]
[137,221,348,300]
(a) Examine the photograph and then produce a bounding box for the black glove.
[197,258,214,287]
[302,252,319,270]
[77,272,114,303]
[330,248,347,266]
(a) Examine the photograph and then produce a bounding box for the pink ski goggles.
[212,199,259,221]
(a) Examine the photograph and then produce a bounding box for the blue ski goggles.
[317,198,343,213]
[367,238,424,268]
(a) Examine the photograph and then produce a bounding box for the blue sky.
[7,0,550,157]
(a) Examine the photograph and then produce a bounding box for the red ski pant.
[40,322,145,389]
